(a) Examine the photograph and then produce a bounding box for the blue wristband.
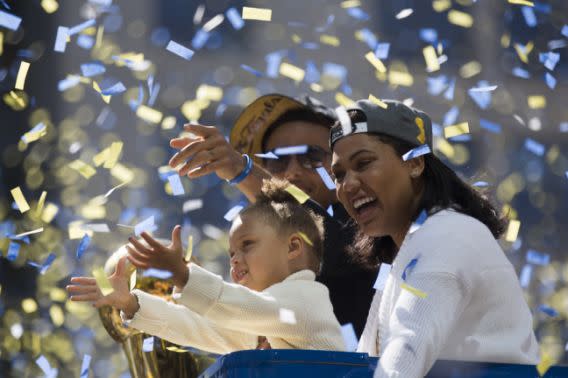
[227,154,253,185]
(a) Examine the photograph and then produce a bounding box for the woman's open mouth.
[352,196,378,225]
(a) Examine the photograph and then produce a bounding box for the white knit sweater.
[123,265,345,354]
[357,209,539,378]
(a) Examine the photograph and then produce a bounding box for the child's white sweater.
[357,209,540,378]
[122,265,346,354]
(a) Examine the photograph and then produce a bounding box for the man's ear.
[405,155,425,179]
[287,234,303,260]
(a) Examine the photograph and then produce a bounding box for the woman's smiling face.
[331,133,423,244]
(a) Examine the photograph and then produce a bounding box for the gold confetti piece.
[401,282,428,298]
[528,95,546,109]
[341,0,361,7]
[447,10,473,28]
[13,228,43,238]
[22,298,38,313]
[21,125,47,144]
[166,346,189,353]
[364,51,387,73]
[514,44,529,64]
[50,288,67,302]
[298,232,313,247]
[335,92,355,107]
[508,0,534,6]
[242,6,272,21]
[136,105,163,124]
[500,33,511,48]
[104,142,123,169]
[310,83,323,93]
[92,81,110,104]
[11,187,30,213]
[459,61,482,78]
[129,270,137,291]
[35,191,47,218]
[444,122,470,139]
[95,25,104,49]
[49,305,64,327]
[537,353,555,377]
[291,34,302,44]
[435,138,455,158]
[368,94,388,109]
[320,34,340,47]
[505,219,521,242]
[196,84,223,101]
[161,116,176,130]
[15,61,30,91]
[285,184,310,204]
[69,160,97,179]
[432,0,451,12]
[110,163,135,183]
[93,267,114,296]
[0,32,3,56]
[68,221,93,240]
[93,147,110,167]
[41,203,59,223]
[40,0,59,13]
[279,62,305,82]
[422,46,440,72]
[185,235,193,261]
[388,70,414,87]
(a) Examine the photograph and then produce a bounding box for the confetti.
[14,61,30,90]
[80,61,105,77]
[136,105,163,124]
[279,62,305,82]
[524,138,545,156]
[508,0,534,6]
[224,204,245,222]
[274,145,308,155]
[505,220,521,242]
[279,308,297,324]
[316,167,336,190]
[183,199,204,213]
[6,242,20,261]
[340,323,358,351]
[166,40,194,60]
[28,252,56,275]
[80,354,91,378]
[402,258,418,281]
[298,231,314,247]
[100,82,126,96]
[93,267,114,296]
[526,250,549,265]
[69,159,97,178]
[373,263,391,290]
[104,182,126,197]
[21,122,47,144]
[167,174,185,196]
[374,43,390,59]
[285,184,310,204]
[402,144,431,161]
[143,336,154,352]
[134,216,156,236]
[519,264,532,288]
[255,152,279,159]
[10,186,30,213]
[142,269,173,280]
[368,94,388,109]
[545,72,556,89]
[13,228,44,239]
[0,10,22,31]
[76,233,91,259]
[242,7,272,21]
[68,19,95,36]
[186,235,193,261]
[423,46,440,72]
[443,122,470,139]
[479,119,501,134]
[395,8,413,20]
[364,51,386,73]
[447,10,474,28]
[240,64,264,77]
[226,7,244,30]
[538,305,558,317]
[35,355,57,378]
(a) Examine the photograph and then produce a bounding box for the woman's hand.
[169,123,245,181]
[66,256,138,316]
[126,225,189,288]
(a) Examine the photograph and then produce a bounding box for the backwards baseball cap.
[230,93,336,159]
[330,99,433,150]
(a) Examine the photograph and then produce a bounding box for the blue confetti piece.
[443,78,456,101]
[135,216,156,236]
[326,205,334,217]
[427,75,448,96]
[533,2,551,13]
[562,25,568,38]
[77,34,95,49]
[101,82,126,95]
[443,106,459,126]
[526,249,549,265]
[473,181,489,187]
[80,354,91,378]
[304,60,320,83]
[415,209,428,225]
[402,144,431,161]
[39,253,56,275]
[224,204,245,222]
[315,14,334,33]
[8,233,30,243]
[358,28,377,49]
[560,122,568,133]
[166,40,194,60]
[419,28,438,43]
[167,174,184,196]
[76,233,91,260]
[539,51,560,71]
[191,29,210,50]
[512,67,530,79]
[148,82,160,107]
[301,42,320,50]
[80,62,106,77]
[68,19,96,36]
[58,75,81,91]
[274,145,308,155]
[129,83,145,111]
[374,43,390,59]
[346,7,370,21]
[545,72,556,89]
[7,242,20,261]
[265,51,285,78]
[323,62,347,82]
[0,10,21,30]
[468,84,492,109]
[54,26,70,53]
[479,119,502,134]
[316,167,336,190]
[538,305,558,318]
[521,6,537,27]
[0,0,11,10]
[142,269,173,280]
[519,264,532,288]
[226,7,244,30]
[143,336,154,352]
[373,263,391,290]
[240,64,264,77]
[524,138,545,156]
[402,258,418,281]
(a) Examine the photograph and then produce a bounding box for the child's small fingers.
[128,237,152,254]
[70,277,97,284]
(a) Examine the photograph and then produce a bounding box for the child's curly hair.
[241,179,325,274]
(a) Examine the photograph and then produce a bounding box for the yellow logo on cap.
[415,117,426,144]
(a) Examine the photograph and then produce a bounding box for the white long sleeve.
[122,290,257,354]
[173,264,345,351]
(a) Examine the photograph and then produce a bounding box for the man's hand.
[66,256,138,316]
[169,123,245,181]
[126,225,189,288]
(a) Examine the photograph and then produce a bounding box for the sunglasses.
[260,145,330,174]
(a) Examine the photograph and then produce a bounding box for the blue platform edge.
[198,349,568,378]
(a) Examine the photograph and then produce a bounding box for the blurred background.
[0,0,567,376]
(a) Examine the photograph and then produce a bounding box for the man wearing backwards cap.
[169,93,378,338]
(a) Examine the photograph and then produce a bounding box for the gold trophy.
[98,244,216,378]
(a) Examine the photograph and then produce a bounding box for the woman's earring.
[411,171,419,178]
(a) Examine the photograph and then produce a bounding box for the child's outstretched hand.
[66,256,140,317]
[126,225,189,288]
